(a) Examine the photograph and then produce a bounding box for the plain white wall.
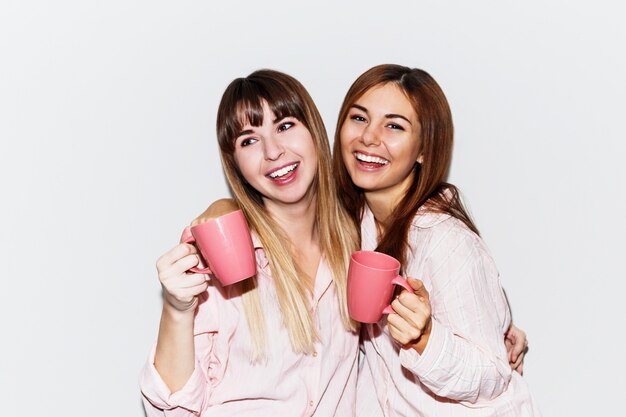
[1,1,624,415]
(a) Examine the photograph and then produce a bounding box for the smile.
[354,152,389,166]
[267,162,299,179]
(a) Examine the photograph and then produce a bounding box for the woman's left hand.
[505,324,528,374]
[387,277,432,354]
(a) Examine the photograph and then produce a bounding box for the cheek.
[233,151,256,182]
[339,125,353,151]
[306,146,318,170]
[233,151,245,171]
[299,133,317,161]
[390,135,420,157]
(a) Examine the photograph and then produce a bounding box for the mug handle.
[381,276,413,315]
[180,226,213,274]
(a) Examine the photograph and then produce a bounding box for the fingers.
[156,243,198,273]
[510,341,525,374]
[168,281,210,300]
[505,325,528,373]
[387,321,418,346]
[394,290,431,321]
[513,338,528,373]
[156,243,208,312]
[163,280,209,312]
[505,325,528,368]
[161,254,202,281]
[406,277,430,302]
[505,337,516,362]
[511,352,524,372]
[386,290,432,345]
[171,273,208,288]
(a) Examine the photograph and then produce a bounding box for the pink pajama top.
[141,236,359,416]
[357,206,541,417]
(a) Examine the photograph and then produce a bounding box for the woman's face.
[339,83,422,202]
[234,101,318,208]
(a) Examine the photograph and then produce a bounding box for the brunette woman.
[333,64,540,416]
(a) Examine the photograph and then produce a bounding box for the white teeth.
[354,152,389,165]
[269,163,298,178]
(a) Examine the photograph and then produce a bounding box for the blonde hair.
[216,69,358,360]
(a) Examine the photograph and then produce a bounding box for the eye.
[386,123,405,131]
[277,121,295,132]
[350,114,367,123]
[239,137,258,147]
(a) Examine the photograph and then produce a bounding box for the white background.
[1,1,624,415]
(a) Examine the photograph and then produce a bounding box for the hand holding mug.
[156,243,209,313]
[386,277,432,350]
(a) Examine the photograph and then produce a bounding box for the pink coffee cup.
[347,250,413,323]
[180,209,256,286]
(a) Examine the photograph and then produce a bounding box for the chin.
[349,173,376,191]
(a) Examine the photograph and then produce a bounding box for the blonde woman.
[140,70,359,416]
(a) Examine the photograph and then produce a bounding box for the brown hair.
[217,69,358,359]
[332,64,478,267]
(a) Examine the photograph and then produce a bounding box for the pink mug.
[180,209,256,286]
[347,250,413,323]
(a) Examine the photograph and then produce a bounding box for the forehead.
[356,83,417,122]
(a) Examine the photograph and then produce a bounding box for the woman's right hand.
[156,243,209,312]
[387,277,432,354]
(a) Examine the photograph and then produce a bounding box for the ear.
[417,154,424,164]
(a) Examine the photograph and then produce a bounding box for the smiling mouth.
[267,162,299,179]
[354,152,389,166]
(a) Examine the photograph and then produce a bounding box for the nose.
[263,135,285,161]
[360,124,380,147]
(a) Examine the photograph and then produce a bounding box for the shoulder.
[408,208,488,264]
[410,189,468,231]
[411,210,479,245]
[410,209,451,230]
[191,198,240,226]
[204,198,240,217]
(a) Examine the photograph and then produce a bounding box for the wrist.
[162,297,198,321]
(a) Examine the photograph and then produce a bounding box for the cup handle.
[381,276,413,315]
[180,226,213,274]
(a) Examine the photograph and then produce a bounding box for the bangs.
[219,77,308,150]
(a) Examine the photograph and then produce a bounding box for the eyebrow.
[237,129,254,138]
[237,115,293,137]
[351,104,412,125]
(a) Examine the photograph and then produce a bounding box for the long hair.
[332,64,478,267]
[217,69,358,360]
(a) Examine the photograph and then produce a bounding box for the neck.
[364,170,415,231]
[265,193,321,289]
[264,194,318,248]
